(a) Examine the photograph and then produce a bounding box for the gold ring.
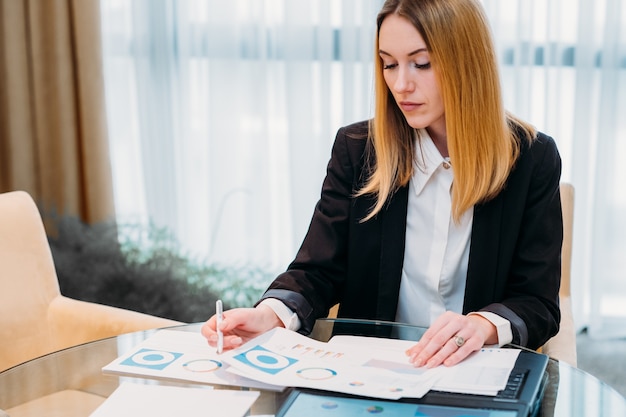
[453,335,465,347]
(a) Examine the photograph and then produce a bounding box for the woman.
[202,0,562,368]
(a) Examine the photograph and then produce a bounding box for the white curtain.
[100,0,626,336]
[100,0,381,271]
[482,0,626,338]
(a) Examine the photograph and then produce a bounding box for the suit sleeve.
[482,134,563,349]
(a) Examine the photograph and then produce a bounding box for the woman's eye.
[382,63,397,70]
[414,62,431,70]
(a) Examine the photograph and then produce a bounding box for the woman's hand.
[201,304,284,352]
[406,311,497,368]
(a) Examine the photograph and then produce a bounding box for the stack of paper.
[102,328,520,401]
[102,329,283,391]
[89,382,259,417]
[220,328,520,400]
[328,335,520,396]
[221,329,439,399]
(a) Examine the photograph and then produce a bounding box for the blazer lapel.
[464,196,503,313]
[376,185,410,320]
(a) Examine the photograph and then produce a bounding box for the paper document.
[102,329,284,391]
[221,328,442,400]
[221,330,520,400]
[430,347,520,395]
[327,335,520,396]
[102,328,520,401]
[89,382,259,417]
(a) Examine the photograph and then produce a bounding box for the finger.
[201,310,242,344]
[217,312,236,333]
[413,317,448,347]
[422,331,478,368]
[218,308,257,333]
[405,320,449,357]
[200,316,218,340]
[442,337,481,367]
[423,337,463,368]
[406,337,437,365]
[203,316,245,350]
[429,331,485,368]
[417,311,465,345]
[409,323,462,366]
[222,334,244,350]
[205,334,243,352]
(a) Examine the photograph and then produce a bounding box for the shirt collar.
[411,129,451,196]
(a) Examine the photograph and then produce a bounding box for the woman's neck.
[427,127,449,158]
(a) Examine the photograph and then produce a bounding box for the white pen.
[216,299,224,354]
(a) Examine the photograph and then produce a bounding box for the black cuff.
[257,289,315,334]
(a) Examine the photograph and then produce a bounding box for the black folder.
[277,350,549,417]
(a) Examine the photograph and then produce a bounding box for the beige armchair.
[0,190,183,373]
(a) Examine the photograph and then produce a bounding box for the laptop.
[276,350,549,417]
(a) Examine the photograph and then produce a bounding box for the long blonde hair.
[359,0,535,222]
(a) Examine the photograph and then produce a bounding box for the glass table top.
[1,319,625,416]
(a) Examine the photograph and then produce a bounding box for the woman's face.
[378,14,446,141]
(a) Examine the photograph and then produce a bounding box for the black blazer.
[260,120,562,350]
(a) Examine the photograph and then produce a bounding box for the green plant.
[48,216,274,322]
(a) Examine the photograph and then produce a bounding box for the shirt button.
[442,162,451,169]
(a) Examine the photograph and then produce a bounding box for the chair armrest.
[48,296,184,351]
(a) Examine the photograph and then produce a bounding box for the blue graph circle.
[244,350,290,369]
[296,367,337,380]
[182,359,222,372]
[131,350,176,366]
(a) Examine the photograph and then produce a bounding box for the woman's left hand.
[406,311,497,368]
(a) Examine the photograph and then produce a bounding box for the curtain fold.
[0,0,114,224]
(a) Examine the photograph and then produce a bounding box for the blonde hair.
[359,0,535,222]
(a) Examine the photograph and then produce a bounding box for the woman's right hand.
[200,304,284,352]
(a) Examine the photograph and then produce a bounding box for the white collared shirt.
[395,130,511,345]
[395,129,473,326]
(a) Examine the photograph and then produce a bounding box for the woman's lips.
[399,101,421,112]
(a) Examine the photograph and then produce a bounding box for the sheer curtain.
[100,0,626,336]
[482,0,626,338]
[100,0,380,271]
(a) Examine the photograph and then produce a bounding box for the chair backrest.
[0,191,183,371]
[0,191,62,369]
[559,183,574,299]
[541,183,577,366]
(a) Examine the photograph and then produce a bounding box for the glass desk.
[1,319,625,416]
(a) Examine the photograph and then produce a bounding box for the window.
[100,0,626,336]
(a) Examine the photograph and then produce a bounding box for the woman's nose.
[393,68,414,93]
